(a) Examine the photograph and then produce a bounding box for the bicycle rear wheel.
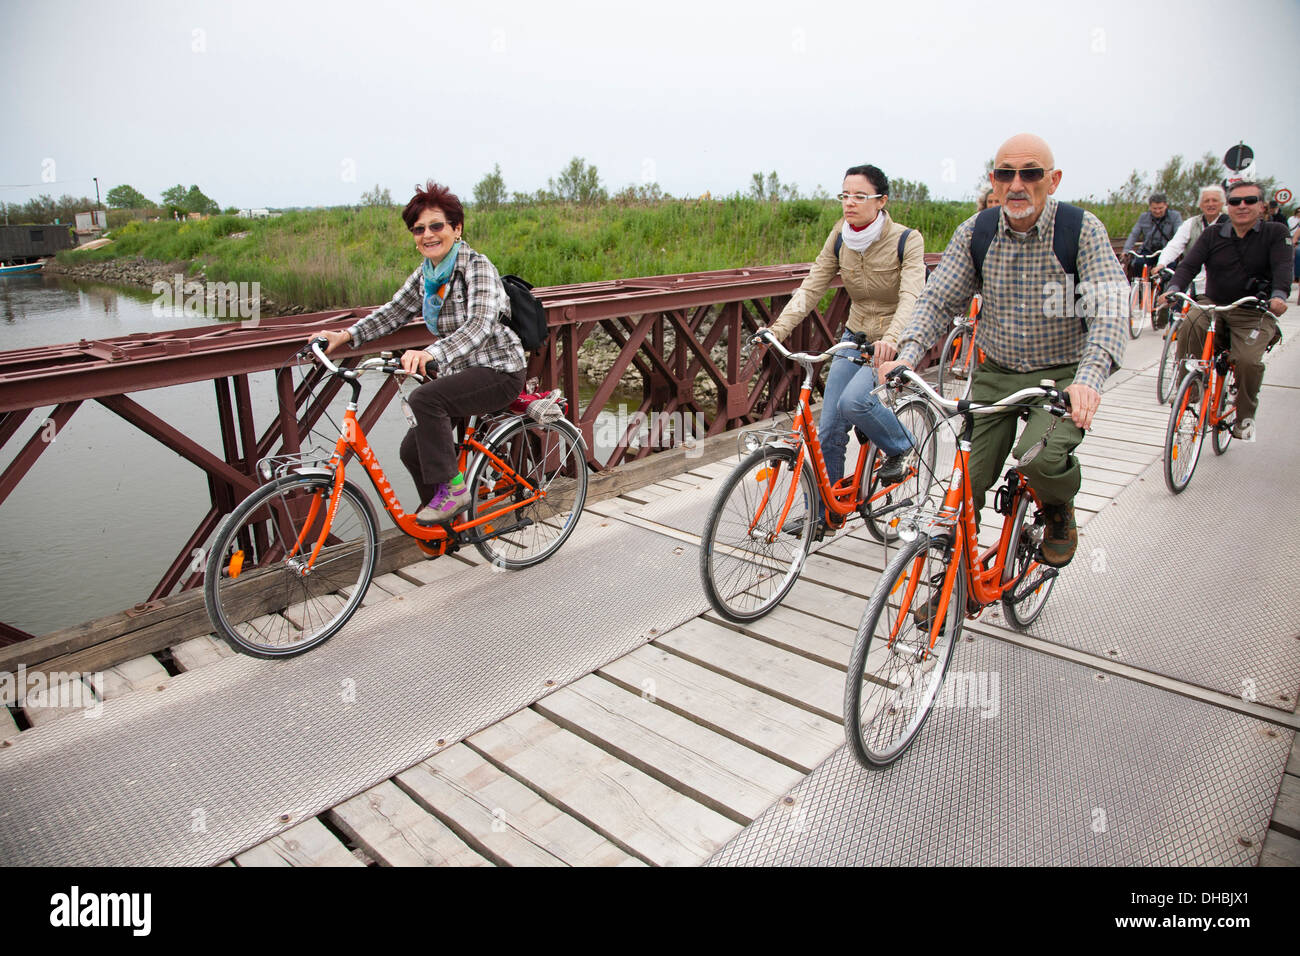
[1212,368,1236,456]
[936,326,975,401]
[862,397,939,543]
[1155,319,1180,404]
[844,533,964,768]
[1164,372,1206,494]
[1000,491,1056,628]
[467,418,588,569]
[204,474,379,657]
[700,445,816,622]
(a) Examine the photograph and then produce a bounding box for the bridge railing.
[0,263,863,642]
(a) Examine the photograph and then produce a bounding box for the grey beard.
[1003,193,1037,220]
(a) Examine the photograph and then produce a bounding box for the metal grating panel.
[1008,376,1300,711]
[0,518,709,866]
[708,632,1292,866]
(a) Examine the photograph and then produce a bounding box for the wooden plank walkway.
[6,312,1298,866]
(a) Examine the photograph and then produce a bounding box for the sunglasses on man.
[991,167,1052,184]
[1226,195,1262,206]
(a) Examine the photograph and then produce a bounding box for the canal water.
[0,274,653,638]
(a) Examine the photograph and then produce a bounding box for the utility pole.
[93,176,101,209]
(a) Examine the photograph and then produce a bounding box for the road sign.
[1224,143,1254,172]
[1274,188,1293,204]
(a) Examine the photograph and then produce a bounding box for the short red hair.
[401,181,464,231]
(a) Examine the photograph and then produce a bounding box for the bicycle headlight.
[898,518,919,543]
[742,432,763,454]
[258,459,274,482]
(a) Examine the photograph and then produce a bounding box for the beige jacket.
[767,211,926,347]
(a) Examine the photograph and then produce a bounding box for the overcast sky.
[4,0,1297,210]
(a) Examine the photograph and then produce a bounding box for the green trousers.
[967,359,1085,516]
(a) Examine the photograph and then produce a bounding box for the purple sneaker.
[416,481,469,524]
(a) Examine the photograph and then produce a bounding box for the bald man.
[883,133,1128,568]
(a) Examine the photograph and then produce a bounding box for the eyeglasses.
[411,221,450,235]
[991,166,1052,184]
[837,192,884,202]
[1226,195,1261,206]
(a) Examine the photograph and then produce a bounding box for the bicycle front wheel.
[1155,320,1180,404]
[1212,367,1236,456]
[1000,491,1056,628]
[862,397,939,543]
[844,533,964,768]
[699,445,816,622]
[1128,280,1145,339]
[1164,372,1206,494]
[204,474,379,657]
[467,418,588,569]
[936,326,975,401]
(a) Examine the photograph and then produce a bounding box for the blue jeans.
[819,331,916,484]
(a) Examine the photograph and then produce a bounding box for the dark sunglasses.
[1226,195,1261,206]
[992,166,1051,184]
[410,221,450,235]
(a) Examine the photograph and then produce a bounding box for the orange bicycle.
[203,339,588,657]
[1126,250,1164,338]
[936,294,983,400]
[844,368,1070,766]
[1162,292,1271,494]
[698,330,938,622]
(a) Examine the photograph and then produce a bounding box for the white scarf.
[839,212,886,253]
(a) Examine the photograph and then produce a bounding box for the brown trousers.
[1175,300,1278,421]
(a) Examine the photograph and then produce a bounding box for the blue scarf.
[421,240,462,333]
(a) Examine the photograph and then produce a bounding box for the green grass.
[58,198,1139,311]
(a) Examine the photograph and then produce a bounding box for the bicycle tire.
[862,397,939,543]
[936,326,975,401]
[844,533,964,768]
[1127,280,1145,339]
[699,445,816,622]
[466,417,588,569]
[1000,491,1056,628]
[1155,319,1180,404]
[1164,372,1206,494]
[204,474,379,658]
[1212,367,1236,456]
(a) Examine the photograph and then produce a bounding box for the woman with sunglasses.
[757,164,926,499]
[316,181,527,523]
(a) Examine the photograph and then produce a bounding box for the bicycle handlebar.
[752,329,874,366]
[303,338,428,384]
[883,365,1072,419]
[1165,292,1269,314]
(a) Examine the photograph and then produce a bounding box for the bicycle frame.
[754,337,916,527]
[949,294,983,370]
[882,375,1065,653]
[287,345,554,568]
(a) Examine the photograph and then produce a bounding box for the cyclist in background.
[1154,185,1228,326]
[1161,180,1292,443]
[756,164,927,489]
[1123,192,1183,278]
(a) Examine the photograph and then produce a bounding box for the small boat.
[0,260,46,277]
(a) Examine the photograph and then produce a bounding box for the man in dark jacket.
[1162,181,1293,442]
[1123,193,1183,278]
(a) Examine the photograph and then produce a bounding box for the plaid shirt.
[897,197,1128,392]
[347,243,526,375]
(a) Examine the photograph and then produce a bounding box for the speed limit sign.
[1275,188,1293,204]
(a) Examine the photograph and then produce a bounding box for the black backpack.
[970,202,1087,329]
[500,274,548,353]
